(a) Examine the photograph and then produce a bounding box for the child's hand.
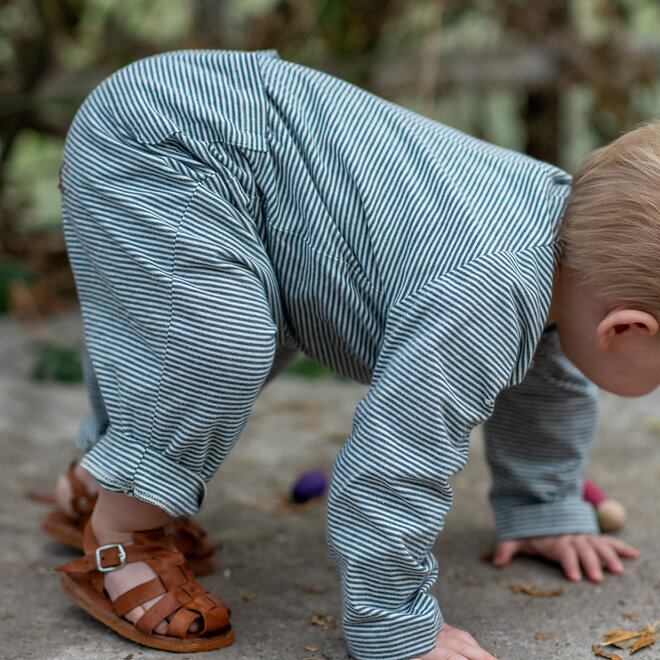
[412,623,497,659]
[492,533,639,582]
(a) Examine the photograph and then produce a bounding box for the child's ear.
[597,309,660,349]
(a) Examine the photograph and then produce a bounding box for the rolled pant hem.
[80,438,208,517]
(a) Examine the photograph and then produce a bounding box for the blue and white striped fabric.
[60,49,599,660]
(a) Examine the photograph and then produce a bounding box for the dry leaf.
[644,419,660,434]
[603,629,642,645]
[302,586,329,595]
[508,583,563,597]
[305,647,319,652]
[593,644,623,660]
[310,613,336,630]
[596,621,659,654]
[534,634,550,640]
[630,631,655,654]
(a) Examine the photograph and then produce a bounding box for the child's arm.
[327,253,545,660]
[483,326,638,580]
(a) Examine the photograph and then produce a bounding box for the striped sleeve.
[327,249,549,660]
[484,326,599,540]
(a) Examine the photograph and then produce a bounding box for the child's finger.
[593,541,624,575]
[605,537,640,558]
[491,540,520,567]
[574,537,603,581]
[557,543,582,581]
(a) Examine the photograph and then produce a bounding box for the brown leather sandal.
[57,523,234,652]
[42,461,215,575]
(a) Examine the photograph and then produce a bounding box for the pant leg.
[76,346,109,454]
[61,84,281,517]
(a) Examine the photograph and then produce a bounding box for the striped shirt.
[61,50,599,660]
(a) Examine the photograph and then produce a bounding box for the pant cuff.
[80,435,207,517]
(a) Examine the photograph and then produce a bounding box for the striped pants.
[61,74,285,517]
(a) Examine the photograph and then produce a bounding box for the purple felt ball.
[291,470,327,503]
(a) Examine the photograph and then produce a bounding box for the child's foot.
[47,460,215,574]
[91,519,201,634]
[89,488,201,636]
[57,502,233,651]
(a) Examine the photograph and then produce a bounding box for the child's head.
[553,121,660,396]
[558,120,660,317]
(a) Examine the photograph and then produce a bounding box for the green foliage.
[283,355,334,379]
[2,0,660,317]
[0,258,31,313]
[5,130,65,233]
[31,341,83,382]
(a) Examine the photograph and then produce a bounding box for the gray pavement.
[0,312,658,660]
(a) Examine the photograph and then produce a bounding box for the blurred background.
[1,0,660,381]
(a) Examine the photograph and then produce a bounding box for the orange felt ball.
[596,499,627,532]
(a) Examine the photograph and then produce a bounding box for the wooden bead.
[596,499,626,532]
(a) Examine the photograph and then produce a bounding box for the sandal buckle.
[95,543,127,572]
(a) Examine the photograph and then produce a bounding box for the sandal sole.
[43,511,85,550]
[60,572,234,652]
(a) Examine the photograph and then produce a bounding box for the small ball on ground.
[291,470,327,503]
[596,499,627,532]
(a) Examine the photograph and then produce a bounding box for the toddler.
[50,49,655,660]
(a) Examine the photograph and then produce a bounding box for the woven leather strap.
[65,461,98,520]
[57,524,230,638]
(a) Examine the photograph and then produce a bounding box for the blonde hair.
[558,120,660,315]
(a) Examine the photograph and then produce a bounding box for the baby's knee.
[173,323,277,393]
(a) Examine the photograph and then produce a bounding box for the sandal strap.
[57,522,231,638]
[135,590,183,634]
[187,594,231,635]
[167,607,201,637]
[173,516,214,560]
[131,571,230,637]
[65,461,97,519]
[112,577,165,617]
[56,542,169,574]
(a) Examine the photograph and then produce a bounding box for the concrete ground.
[0,311,658,660]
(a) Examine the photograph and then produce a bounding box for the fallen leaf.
[643,419,660,434]
[305,647,319,652]
[630,630,655,654]
[602,629,642,645]
[534,634,550,640]
[302,586,329,595]
[593,644,622,660]
[508,583,563,597]
[596,621,659,653]
[310,613,336,630]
